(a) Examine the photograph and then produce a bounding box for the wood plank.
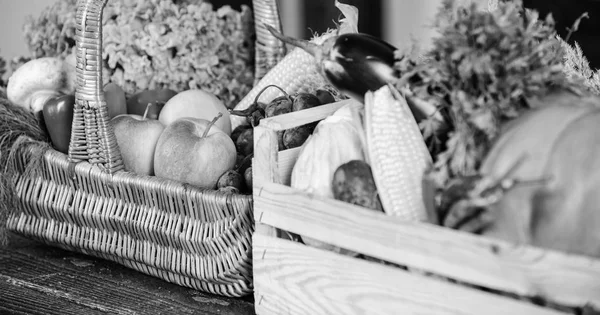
[277,147,301,186]
[0,275,124,315]
[253,234,571,315]
[253,182,600,309]
[253,126,280,239]
[258,99,358,131]
[0,233,255,315]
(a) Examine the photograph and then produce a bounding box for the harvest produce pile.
[248,0,600,261]
[2,56,341,197]
[21,0,255,106]
[1,0,599,276]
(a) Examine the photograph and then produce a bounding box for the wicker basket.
[5,0,284,298]
[252,101,600,314]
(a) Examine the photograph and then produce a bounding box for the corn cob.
[230,47,331,130]
[365,85,432,221]
[230,0,360,130]
[253,0,287,85]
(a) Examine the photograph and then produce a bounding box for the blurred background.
[1,0,599,68]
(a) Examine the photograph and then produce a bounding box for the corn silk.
[22,0,255,108]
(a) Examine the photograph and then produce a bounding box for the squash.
[448,92,600,258]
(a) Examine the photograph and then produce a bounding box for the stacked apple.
[40,80,336,194]
[112,88,253,194]
[40,80,251,194]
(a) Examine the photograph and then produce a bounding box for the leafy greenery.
[394,0,590,190]
[0,96,49,247]
[561,39,600,95]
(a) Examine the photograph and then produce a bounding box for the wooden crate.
[251,100,600,315]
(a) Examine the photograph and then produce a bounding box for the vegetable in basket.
[290,100,367,255]
[42,94,75,155]
[264,25,446,130]
[6,57,75,113]
[332,160,383,212]
[441,93,600,258]
[401,0,600,257]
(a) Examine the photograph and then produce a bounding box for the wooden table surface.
[0,232,255,315]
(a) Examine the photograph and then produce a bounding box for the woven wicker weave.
[6,0,284,297]
[253,0,286,84]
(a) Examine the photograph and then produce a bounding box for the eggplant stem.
[254,84,290,105]
[229,103,259,117]
[264,23,320,57]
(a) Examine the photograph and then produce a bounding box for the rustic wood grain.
[253,234,571,315]
[253,126,280,240]
[253,181,600,309]
[277,147,301,186]
[0,233,255,315]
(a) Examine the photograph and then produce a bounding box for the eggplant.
[265,24,444,126]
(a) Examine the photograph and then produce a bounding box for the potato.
[231,125,251,144]
[316,89,335,105]
[217,169,245,191]
[283,125,314,149]
[236,153,253,176]
[265,96,292,117]
[235,128,254,156]
[244,167,253,192]
[218,186,240,194]
[332,160,383,211]
[292,92,321,111]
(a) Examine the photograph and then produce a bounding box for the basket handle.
[67,0,285,174]
[68,0,123,174]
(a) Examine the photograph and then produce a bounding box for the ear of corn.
[230,47,331,130]
[365,85,432,221]
[230,0,360,130]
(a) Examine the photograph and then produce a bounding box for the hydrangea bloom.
[23,0,255,108]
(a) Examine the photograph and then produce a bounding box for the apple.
[126,88,177,119]
[111,104,165,176]
[104,82,127,119]
[158,89,231,136]
[154,113,236,189]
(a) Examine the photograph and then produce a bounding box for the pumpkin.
[448,91,600,258]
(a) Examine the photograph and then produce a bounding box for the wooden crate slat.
[258,99,359,131]
[253,182,600,309]
[253,126,281,240]
[277,147,301,186]
[253,234,571,315]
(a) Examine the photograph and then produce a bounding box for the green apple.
[111,105,165,176]
[126,88,177,120]
[104,82,127,119]
[154,113,236,189]
[158,89,231,136]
